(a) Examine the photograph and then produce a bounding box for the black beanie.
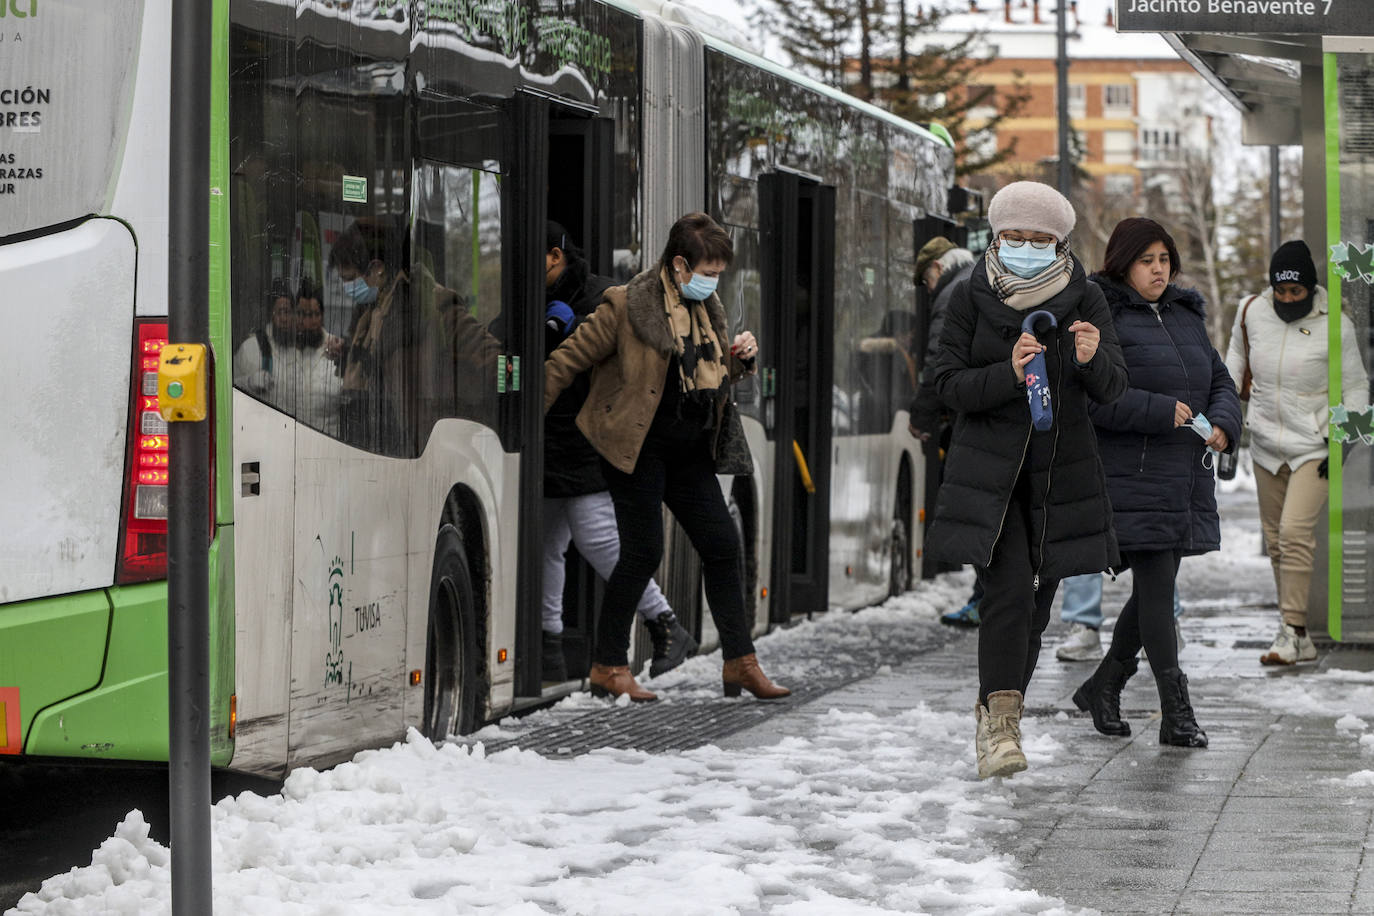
[1270,240,1318,291]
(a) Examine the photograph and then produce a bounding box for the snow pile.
[13,709,1083,914]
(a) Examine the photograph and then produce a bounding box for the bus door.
[543,110,617,686]
[759,171,836,621]
[503,93,616,697]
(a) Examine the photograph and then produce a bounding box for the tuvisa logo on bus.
[0,0,37,18]
[326,556,346,687]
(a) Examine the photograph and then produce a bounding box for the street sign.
[1116,0,1374,36]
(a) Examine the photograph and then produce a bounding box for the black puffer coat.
[1087,276,1242,554]
[926,256,1129,579]
[544,268,618,497]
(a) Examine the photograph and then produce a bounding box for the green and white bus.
[0,0,956,776]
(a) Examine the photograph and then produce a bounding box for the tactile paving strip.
[475,625,958,758]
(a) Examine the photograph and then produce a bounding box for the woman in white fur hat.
[925,181,1129,779]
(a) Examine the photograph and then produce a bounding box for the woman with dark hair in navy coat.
[1073,218,1242,748]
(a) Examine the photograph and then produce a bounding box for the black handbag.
[715,397,754,476]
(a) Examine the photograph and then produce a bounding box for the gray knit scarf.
[986,243,1074,311]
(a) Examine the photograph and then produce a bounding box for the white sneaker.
[1056,623,1103,662]
[1261,624,1318,665]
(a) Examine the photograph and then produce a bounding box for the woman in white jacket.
[1224,240,1369,665]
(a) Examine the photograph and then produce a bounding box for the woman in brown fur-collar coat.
[544,212,789,703]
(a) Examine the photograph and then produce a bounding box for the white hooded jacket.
[1224,286,1368,475]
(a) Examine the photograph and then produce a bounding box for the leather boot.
[721,654,791,699]
[588,664,657,702]
[1155,667,1207,748]
[975,690,1028,779]
[644,611,699,678]
[1073,655,1137,737]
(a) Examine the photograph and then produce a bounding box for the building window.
[1068,83,1086,117]
[1140,127,1182,162]
[1103,130,1135,165]
[1103,83,1133,114]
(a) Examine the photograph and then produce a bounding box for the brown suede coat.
[544,266,749,473]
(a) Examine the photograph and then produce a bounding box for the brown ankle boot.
[588,664,657,702]
[721,654,791,699]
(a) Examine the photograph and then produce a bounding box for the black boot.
[1073,655,1137,737]
[644,611,698,678]
[1155,667,1208,748]
[541,630,567,683]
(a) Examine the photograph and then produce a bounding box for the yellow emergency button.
[158,343,209,422]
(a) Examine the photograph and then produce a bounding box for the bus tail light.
[117,320,171,584]
[229,694,237,739]
[116,319,216,584]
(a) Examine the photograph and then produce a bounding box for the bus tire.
[422,524,480,740]
[889,479,913,598]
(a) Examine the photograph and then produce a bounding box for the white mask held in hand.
[1187,412,1218,470]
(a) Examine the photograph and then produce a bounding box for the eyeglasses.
[1000,237,1056,250]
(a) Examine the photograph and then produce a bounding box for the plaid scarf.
[985,243,1074,311]
[660,266,728,400]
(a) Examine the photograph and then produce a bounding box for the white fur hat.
[988,181,1076,242]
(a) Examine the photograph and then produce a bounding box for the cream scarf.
[660,266,728,398]
[986,243,1074,311]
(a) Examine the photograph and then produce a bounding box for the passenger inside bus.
[330,221,413,454]
[232,278,297,415]
[290,278,345,438]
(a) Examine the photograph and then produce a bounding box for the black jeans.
[976,473,1060,705]
[597,432,755,666]
[1107,549,1182,673]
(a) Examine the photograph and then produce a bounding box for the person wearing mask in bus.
[331,222,411,451]
[539,222,697,683]
[1071,218,1239,749]
[291,277,344,438]
[233,278,297,411]
[924,182,1128,779]
[544,211,788,703]
[1224,240,1369,666]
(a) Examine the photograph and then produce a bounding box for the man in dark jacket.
[540,224,696,683]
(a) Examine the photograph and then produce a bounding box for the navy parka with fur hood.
[1087,275,1242,555]
[925,256,1129,581]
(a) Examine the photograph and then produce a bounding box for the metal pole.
[1056,0,1072,199]
[1270,145,1282,252]
[168,0,212,910]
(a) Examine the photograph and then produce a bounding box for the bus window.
[412,161,504,443]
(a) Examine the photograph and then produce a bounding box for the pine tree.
[750,0,856,89]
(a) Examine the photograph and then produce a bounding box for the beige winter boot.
[975,690,1029,779]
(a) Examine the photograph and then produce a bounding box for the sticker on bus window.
[1331,406,1374,446]
[0,687,20,754]
[342,175,368,203]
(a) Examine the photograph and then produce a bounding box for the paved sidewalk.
[717,610,1374,915]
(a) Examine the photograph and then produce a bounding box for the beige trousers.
[1253,459,1327,628]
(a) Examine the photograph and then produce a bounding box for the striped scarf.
[986,243,1074,311]
[660,267,728,400]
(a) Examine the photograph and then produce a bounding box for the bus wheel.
[889,504,912,598]
[423,524,479,741]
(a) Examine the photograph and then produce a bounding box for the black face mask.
[1273,293,1313,324]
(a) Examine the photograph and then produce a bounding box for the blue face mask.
[999,242,1059,279]
[677,260,720,301]
[344,276,377,305]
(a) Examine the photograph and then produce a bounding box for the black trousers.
[1107,549,1183,673]
[597,432,755,667]
[976,473,1060,705]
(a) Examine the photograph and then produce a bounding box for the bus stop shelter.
[1117,3,1374,640]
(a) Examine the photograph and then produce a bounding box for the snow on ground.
[10,572,1088,915]
[7,467,1343,916]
